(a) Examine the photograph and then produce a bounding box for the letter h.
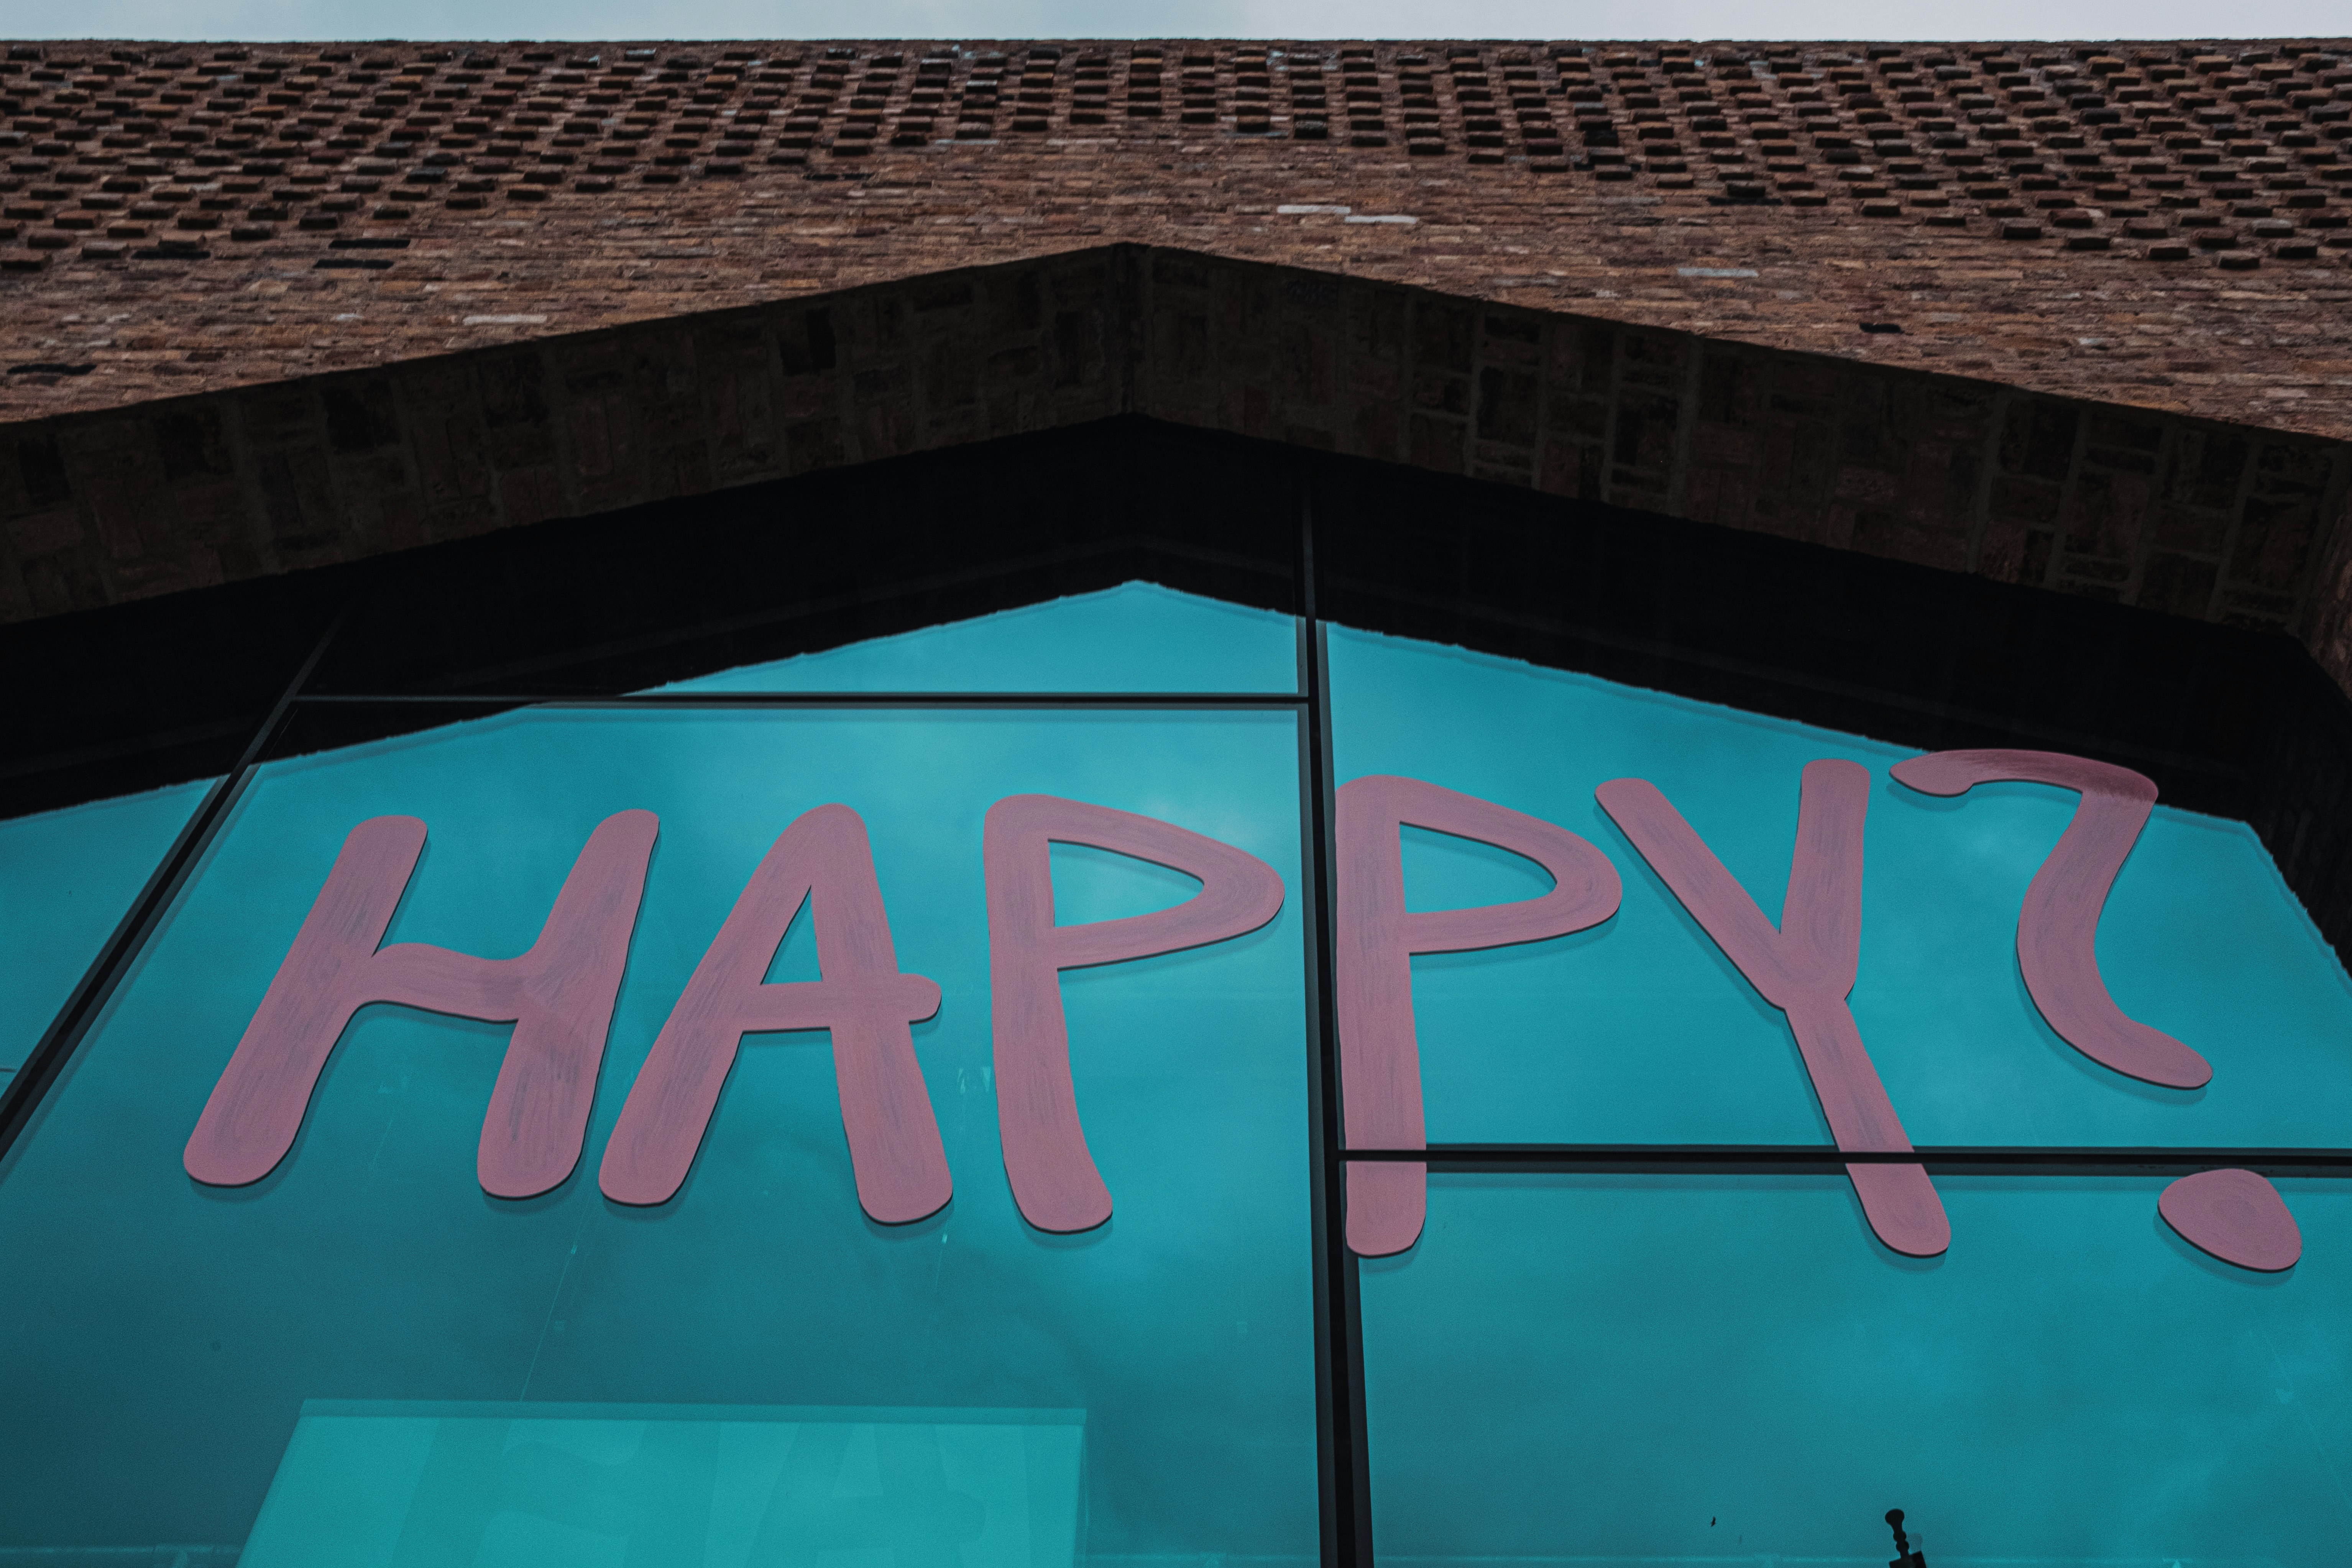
[184,811,658,1199]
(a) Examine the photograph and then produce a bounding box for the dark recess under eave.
[7,414,2352,965]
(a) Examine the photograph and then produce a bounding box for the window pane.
[1329,626,2352,1148]
[0,708,1314,1563]
[659,583,1300,693]
[1364,1172,2352,1563]
[0,779,213,1075]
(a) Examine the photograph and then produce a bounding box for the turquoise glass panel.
[658,582,1299,694]
[0,778,212,1076]
[242,1401,1084,1568]
[0,708,1314,1563]
[1329,627,2352,1149]
[1364,1173,2352,1566]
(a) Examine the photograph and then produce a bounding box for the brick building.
[5,33,2352,1566]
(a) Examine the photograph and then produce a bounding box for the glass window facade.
[1327,625,2352,1150]
[659,583,1301,695]
[5,582,2350,1566]
[1364,1174,2352,1565]
[0,777,213,1077]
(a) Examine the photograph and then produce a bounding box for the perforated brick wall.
[0,38,2349,437]
[3,37,2352,689]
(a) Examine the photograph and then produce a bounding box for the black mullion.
[1294,648,1343,1568]
[1344,1144,2352,1176]
[0,607,347,1170]
[1298,475,1373,1568]
[222,592,1365,1554]
[291,691,1309,709]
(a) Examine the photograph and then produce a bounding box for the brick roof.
[2,37,2350,437]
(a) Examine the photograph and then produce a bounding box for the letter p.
[984,795,1287,1234]
[1337,777,1622,1257]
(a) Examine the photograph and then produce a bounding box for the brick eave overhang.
[2,38,2350,686]
[3,35,2350,432]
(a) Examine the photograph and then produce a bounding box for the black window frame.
[9,412,2352,1565]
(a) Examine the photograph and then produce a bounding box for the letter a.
[599,805,950,1224]
[1597,762,1951,1258]
[984,795,1286,1233]
[1337,776,1623,1258]
[186,810,659,1198]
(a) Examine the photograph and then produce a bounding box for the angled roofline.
[4,241,2348,686]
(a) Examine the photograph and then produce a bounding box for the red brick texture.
[6,245,2346,641]
[0,38,2349,436]
[3,39,2352,686]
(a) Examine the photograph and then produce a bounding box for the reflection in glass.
[0,708,1314,1562]
[659,582,1299,694]
[1364,1172,2352,1566]
[1328,626,2352,1150]
[0,778,213,1074]
[243,1402,1084,1567]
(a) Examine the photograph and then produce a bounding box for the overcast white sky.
[11,0,2349,43]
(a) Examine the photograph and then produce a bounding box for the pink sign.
[1890,750,2211,1089]
[186,759,2297,1271]
[2160,1167,2301,1271]
[1335,775,1622,1258]
[984,793,1286,1233]
[1598,762,1950,1258]
[598,804,950,1224]
[185,809,657,1199]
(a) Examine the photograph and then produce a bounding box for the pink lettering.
[1336,776,1623,1258]
[185,810,658,1198]
[1596,762,1951,1257]
[2159,1167,2301,1271]
[983,795,1286,1233]
[1890,749,2210,1090]
[598,805,949,1223]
